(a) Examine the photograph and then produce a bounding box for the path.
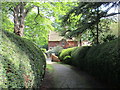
[41,58,105,89]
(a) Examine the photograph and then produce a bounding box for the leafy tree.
[2,2,54,36]
[50,2,77,32]
[1,2,54,46]
[24,9,54,46]
[62,2,120,45]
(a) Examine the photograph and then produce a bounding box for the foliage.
[1,12,14,32]
[60,38,120,87]
[1,2,78,46]
[41,48,47,53]
[24,10,54,46]
[1,2,55,46]
[71,46,91,67]
[59,47,77,63]
[40,44,48,50]
[102,34,117,43]
[84,38,120,86]
[61,2,120,44]
[0,30,46,88]
[50,2,77,32]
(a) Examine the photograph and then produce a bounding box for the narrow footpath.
[41,58,105,89]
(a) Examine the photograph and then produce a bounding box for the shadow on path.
[41,58,106,89]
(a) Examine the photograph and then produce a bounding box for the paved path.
[41,58,105,89]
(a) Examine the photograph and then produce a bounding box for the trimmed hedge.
[83,39,120,86]
[59,47,77,64]
[71,46,90,68]
[0,30,46,88]
[59,38,120,87]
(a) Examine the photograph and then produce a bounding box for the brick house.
[48,31,78,50]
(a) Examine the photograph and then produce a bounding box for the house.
[48,31,78,50]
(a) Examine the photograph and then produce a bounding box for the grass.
[46,64,54,73]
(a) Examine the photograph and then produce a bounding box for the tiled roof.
[48,31,76,41]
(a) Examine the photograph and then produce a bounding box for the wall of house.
[48,41,78,50]
[67,41,78,48]
[48,41,59,49]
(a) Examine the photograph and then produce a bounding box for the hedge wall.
[71,46,90,69]
[59,38,120,87]
[59,47,77,64]
[83,39,120,86]
[0,30,46,88]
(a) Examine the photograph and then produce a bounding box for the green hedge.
[71,46,90,68]
[84,39,120,86]
[59,38,120,87]
[0,30,46,88]
[59,47,77,64]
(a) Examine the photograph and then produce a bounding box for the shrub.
[84,38,120,86]
[63,56,72,64]
[59,47,77,63]
[62,38,120,87]
[41,48,47,53]
[71,46,91,68]
[0,30,46,88]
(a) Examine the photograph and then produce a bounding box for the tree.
[2,2,53,37]
[1,2,55,46]
[62,1,120,45]
[24,10,54,46]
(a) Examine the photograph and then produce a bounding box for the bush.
[71,46,91,68]
[41,48,47,53]
[59,38,120,87]
[59,47,77,63]
[0,30,46,88]
[84,39,120,86]
[63,56,72,64]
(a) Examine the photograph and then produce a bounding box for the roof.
[48,31,77,41]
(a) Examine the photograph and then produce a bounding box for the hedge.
[84,39,120,86]
[59,38,120,87]
[59,47,77,64]
[0,30,46,88]
[71,46,90,68]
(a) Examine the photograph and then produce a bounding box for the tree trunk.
[96,21,99,44]
[14,4,20,36]
[96,8,99,45]
[13,2,26,37]
[80,37,82,46]
[78,34,82,46]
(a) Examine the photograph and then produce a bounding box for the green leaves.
[61,2,119,44]
[1,30,46,88]
[24,9,54,46]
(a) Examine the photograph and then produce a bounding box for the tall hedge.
[84,39,120,86]
[59,38,120,87]
[71,46,90,68]
[0,30,46,88]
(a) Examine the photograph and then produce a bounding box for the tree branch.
[34,6,40,25]
[104,12,120,17]
[24,5,34,17]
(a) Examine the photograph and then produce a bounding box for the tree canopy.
[1,1,77,47]
[1,1,119,46]
[61,1,119,44]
